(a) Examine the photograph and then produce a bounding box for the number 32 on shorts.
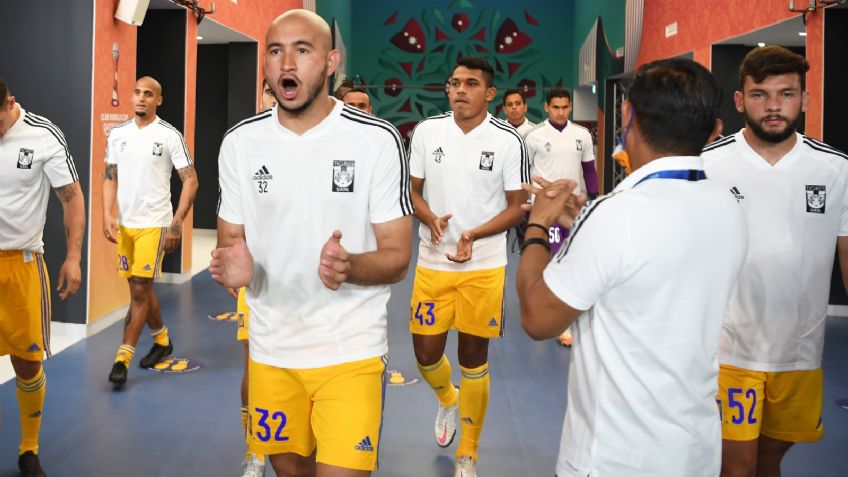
[414,301,436,326]
[254,407,289,442]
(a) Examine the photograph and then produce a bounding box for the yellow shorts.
[116,225,166,279]
[248,355,387,470]
[409,266,506,338]
[237,287,249,342]
[717,364,824,443]
[0,251,51,360]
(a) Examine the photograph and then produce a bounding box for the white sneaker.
[454,456,477,477]
[241,454,265,477]
[435,390,459,447]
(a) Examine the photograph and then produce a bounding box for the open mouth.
[280,78,299,100]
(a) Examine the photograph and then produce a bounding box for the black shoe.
[108,361,128,386]
[139,340,173,369]
[18,451,46,477]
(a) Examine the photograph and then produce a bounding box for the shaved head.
[136,76,162,96]
[268,9,332,52]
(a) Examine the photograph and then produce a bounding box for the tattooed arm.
[54,182,85,299]
[163,165,199,253]
[102,163,119,243]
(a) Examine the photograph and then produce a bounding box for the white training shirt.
[409,112,529,271]
[512,117,536,136]
[105,116,192,228]
[524,119,595,193]
[543,156,747,477]
[218,99,413,369]
[0,106,79,253]
[703,130,848,372]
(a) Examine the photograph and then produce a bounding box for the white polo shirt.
[543,156,747,477]
[105,116,192,228]
[0,106,79,253]
[524,119,595,193]
[218,99,412,369]
[409,112,529,271]
[703,130,848,372]
[511,117,536,136]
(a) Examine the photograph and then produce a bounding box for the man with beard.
[103,76,198,386]
[210,10,412,477]
[702,45,848,477]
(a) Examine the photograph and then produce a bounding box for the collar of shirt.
[614,155,704,192]
[274,97,343,138]
[735,129,803,170]
[547,119,568,133]
[448,111,492,137]
[5,104,25,137]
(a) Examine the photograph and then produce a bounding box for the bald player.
[103,76,198,386]
[211,10,412,477]
[0,76,85,477]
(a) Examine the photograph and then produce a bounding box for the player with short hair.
[518,58,746,476]
[501,88,535,136]
[210,10,412,477]
[0,76,86,477]
[102,76,198,386]
[523,86,598,346]
[702,45,848,477]
[342,87,372,114]
[408,56,529,477]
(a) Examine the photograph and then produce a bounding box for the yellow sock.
[241,406,264,461]
[417,355,458,407]
[16,367,46,454]
[456,362,490,461]
[115,344,135,365]
[151,326,170,346]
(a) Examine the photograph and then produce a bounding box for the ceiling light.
[757,42,766,47]
[196,35,204,40]
[799,32,807,36]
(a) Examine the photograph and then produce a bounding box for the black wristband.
[525,223,549,235]
[520,237,551,255]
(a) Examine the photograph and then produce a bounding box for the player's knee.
[129,279,152,301]
[10,356,41,380]
[721,446,758,477]
[414,348,441,367]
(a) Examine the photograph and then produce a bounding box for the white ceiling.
[717,15,806,47]
[147,0,255,44]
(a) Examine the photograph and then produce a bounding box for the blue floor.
[1,249,847,476]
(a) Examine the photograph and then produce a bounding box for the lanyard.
[634,169,707,187]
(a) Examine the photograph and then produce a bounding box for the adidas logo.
[143,264,151,271]
[488,317,498,327]
[462,417,474,424]
[730,186,744,202]
[29,411,42,418]
[26,343,40,352]
[432,146,445,163]
[253,165,273,181]
[354,435,374,452]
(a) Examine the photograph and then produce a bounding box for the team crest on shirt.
[576,139,584,151]
[152,142,164,156]
[806,185,826,213]
[332,160,355,192]
[479,151,495,171]
[544,142,552,152]
[17,148,34,169]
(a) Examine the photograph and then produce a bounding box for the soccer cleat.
[18,451,46,477]
[435,388,459,447]
[557,327,573,347]
[240,454,265,477]
[108,361,128,386]
[453,455,476,477]
[139,340,174,369]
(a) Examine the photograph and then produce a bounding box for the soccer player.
[102,76,198,386]
[523,87,598,346]
[342,87,372,114]
[702,45,848,477]
[517,59,747,476]
[501,88,535,136]
[0,76,85,477]
[235,78,279,477]
[210,10,412,477]
[408,56,529,477]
